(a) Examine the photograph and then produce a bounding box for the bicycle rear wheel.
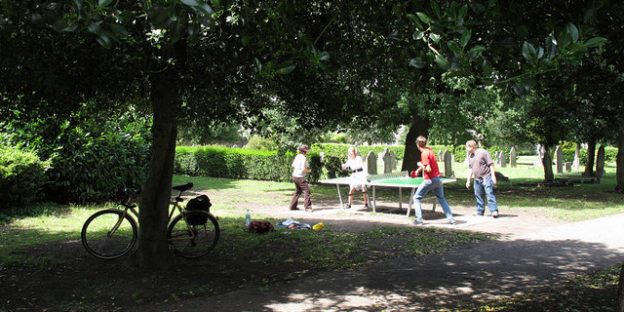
[167,211,220,259]
[81,209,138,260]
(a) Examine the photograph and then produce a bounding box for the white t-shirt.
[345,156,367,190]
[344,156,364,171]
[292,154,307,177]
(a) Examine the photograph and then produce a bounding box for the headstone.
[365,151,377,175]
[438,150,444,163]
[381,148,396,173]
[534,144,544,167]
[499,151,507,168]
[443,150,454,177]
[572,145,580,171]
[555,145,563,173]
[509,147,517,168]
[596,145,605,183]
[565,162,572,173]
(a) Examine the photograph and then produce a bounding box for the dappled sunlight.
[137,237,623,311]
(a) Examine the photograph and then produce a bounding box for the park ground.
[1,159,623,311]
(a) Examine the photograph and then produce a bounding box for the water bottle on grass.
[245,209,251,228]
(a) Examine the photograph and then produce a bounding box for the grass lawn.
[1,161,623,310]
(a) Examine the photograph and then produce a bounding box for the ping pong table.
[319,171,457,217]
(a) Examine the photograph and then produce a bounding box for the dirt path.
[132,202,624,311]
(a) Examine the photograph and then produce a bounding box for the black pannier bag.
[185,195,212,225]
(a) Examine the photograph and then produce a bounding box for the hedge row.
[0,146,49,208]
[561,146,617,166]
[175,146,325,182]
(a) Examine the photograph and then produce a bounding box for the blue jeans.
[474,176,498,214]
[412,177,454,223]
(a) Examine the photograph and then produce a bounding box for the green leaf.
[431,1,441,18]
[96,33,112,49]
[181,0,199,6]
[583,37,607,48]
[277,64,297,75]
[460,30,471,48]
[434,54,449,70]
[429,33,441,43]
[412,30,424,40]
[481,60,492,77]
[87,21,102,34]
[406,13,424,30]
[318,52,330,61]
[469,45,486,57]
[447,41,461,56]
[98,0,113,7]
[537,47,544,59]
[521,41,537,63]
[409,57,425,69]
[416,12,431,25]
[566,23,579,43]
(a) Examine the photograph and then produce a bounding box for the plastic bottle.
[245,209,251,228]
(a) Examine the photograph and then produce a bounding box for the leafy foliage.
[0,146,49,208]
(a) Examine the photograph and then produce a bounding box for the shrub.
[0,146,49,208]
[312,143,405,160]
[176,146,298,182]
[44,126,151,203]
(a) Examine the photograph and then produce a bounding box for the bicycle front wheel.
[167,211,220,259]
[81,209,138,260]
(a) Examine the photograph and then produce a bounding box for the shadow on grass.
[0,202,72,225]
[172,175,239,191]
[134,237,624,312]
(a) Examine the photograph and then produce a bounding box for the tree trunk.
[135,71,180,268]
[401,114,430,172]
[616,123,624,193]
[583,138,596,177]
[619,263,624,312]
[542,144,554,182]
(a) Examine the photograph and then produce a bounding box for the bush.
[44,125,151,203]
[312,143,405,160]
[175,146,301,182]
[0,146,49,208]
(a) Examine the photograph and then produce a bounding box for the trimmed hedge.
[0,146,49,208]
[312,143,405,160]
[175,146,325,182]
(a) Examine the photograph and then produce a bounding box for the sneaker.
[364,203,369,209]
[492,211,499,218]
[449,219,457,225]
[474,212,484,216]
[345,204,351,209]
[412,220,424,226]
[306,208,313,213]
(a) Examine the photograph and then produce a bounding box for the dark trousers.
[289,177,312,210]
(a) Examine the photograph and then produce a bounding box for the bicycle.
[81,183,220,260]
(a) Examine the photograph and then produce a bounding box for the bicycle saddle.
[172,182,193,192]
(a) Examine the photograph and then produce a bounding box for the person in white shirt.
[289,144,312,212]
[341,146,369,209]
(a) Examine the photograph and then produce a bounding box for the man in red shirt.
[411,136,456,225]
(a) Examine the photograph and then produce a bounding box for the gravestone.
[509,147,517,168]
[596,145,605,183]
[443,150,454,177]
[555,145,563,173]
[438,150,444,163]
[534,144,544,167]
[499,151,507,168]
[572,145,580,171]
[365,151,377,175]
[381,148,396,173]
[565,162,572,172]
